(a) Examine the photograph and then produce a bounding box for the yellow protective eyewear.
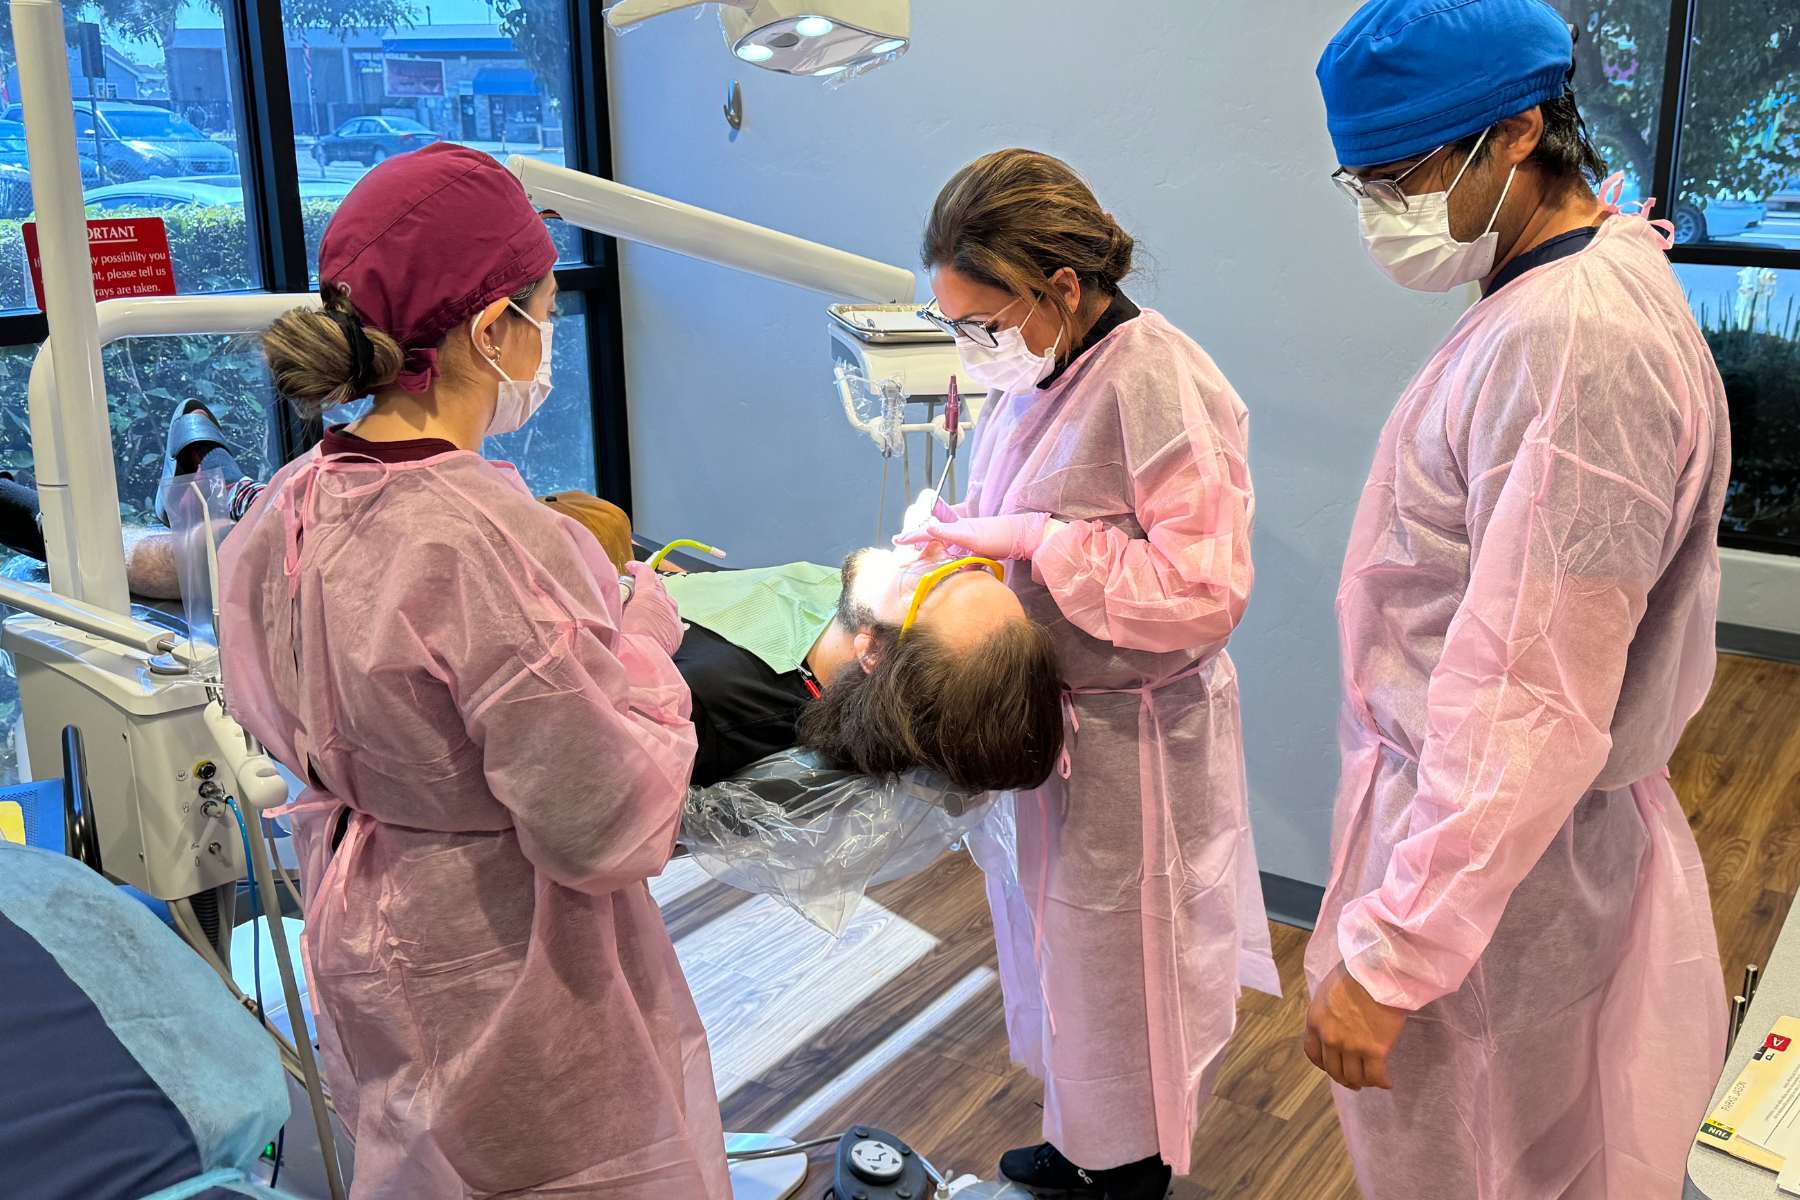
[899,556,1005,636]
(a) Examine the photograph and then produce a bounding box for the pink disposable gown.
[218,448,731,1198]
[1305,210,1731,1199]
[957,309,1281,1175]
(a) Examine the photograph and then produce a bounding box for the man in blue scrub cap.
[1304,2,1733,1198]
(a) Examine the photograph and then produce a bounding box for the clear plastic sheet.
[681,748,990,935]
[838,364,907,458]
[158,467,236,684]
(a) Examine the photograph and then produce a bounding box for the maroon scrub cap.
[317,142,557,393]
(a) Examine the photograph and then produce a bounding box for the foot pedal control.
[827,1126,932,1199]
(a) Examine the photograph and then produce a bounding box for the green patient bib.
[662,562,842,674]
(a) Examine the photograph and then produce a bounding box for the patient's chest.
[673,622,810,786]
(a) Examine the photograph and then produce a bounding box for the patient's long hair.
[797,590,1065,792]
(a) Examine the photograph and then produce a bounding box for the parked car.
[75,177,354,214]
[1617,171,1768,245]
[1768,174,1800,217]
[0,102,236,183]
[0,118,104,191]
[1672,194,1769,244]
[313,115,439,167]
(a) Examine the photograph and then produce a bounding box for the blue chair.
[0,840,300,1198]
[1,721,307,1198]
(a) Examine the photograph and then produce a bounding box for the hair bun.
[1101,218,1135,288]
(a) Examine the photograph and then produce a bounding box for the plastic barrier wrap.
[681,748,989,935]
[159,467,236,683]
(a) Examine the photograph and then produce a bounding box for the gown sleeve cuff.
[1337,900,1445,1012]
[1029,517,1082,589]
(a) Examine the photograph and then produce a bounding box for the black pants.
[0,478,44,562]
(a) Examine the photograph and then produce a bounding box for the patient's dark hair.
[796,576,1064,791]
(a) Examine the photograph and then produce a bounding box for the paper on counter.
[1744,1051,1800,1153]
[1698,1016,1800,1173]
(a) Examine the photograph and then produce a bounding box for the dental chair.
[0,839,297,1200]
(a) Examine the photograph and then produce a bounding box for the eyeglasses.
[900,556,1005,636]
[1330,143,1448,214]
[917,296,1031,349]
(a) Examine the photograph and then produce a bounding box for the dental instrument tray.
[828,303,951,345]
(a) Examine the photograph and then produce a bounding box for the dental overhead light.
[605,0,910,79]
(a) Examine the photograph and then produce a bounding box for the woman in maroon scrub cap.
[218,143,729,1198]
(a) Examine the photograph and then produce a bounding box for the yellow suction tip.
[648,539,728,570]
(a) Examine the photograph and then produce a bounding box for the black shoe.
[993,1151,1101,1194]
[156,400,234,526]
[998,1142,1104,1198]
[1096,1154,1173,1200]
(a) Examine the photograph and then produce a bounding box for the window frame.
[0,0,632,511]
[1650,0,1797,274]
[1649,0,1799,555]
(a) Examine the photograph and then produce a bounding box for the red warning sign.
[22,217,177,309]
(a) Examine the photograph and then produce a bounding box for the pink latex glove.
[898,487,957,537]
[895,511,1054,561]
[619,560,683,655]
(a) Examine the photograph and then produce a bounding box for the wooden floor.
[660,653,1800,1199]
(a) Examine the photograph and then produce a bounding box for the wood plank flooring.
[662,653,1800,1199]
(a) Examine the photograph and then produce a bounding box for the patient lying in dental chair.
[0,416,1064,932]
[529,493,1067,926]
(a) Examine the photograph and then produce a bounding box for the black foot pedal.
[827,1126,932,1200]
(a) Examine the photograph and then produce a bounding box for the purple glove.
[894,512,1052,561]
[619,560,682,656]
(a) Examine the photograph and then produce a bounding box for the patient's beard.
[840,548,891,623]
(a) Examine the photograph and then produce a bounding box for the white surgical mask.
[475,300,554,435]
[954,301,1062,393]
[1358,127,1517,293]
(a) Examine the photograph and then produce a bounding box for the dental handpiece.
[931,376,962,499]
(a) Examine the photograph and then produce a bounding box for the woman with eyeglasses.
[900,148,1280,1200]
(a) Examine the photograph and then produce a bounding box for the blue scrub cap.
[1317,0,1574,168]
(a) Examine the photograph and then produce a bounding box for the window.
[1674,2,1799,250]
[1555,1,1800,554]
[0,20,259,288]
[1549,1,1668,197]
[1675,263,1800,549]
[287,0,584,271]
[0,334,276,523]
[0,1,623,772]
[484,292,595,495]
[0,333,279,783]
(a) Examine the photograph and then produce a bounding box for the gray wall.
[605,1,1468,887]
